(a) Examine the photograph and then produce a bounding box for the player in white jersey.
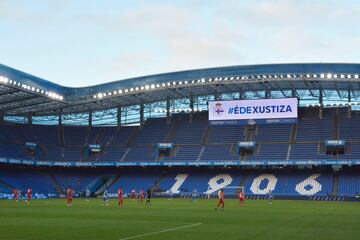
[85,189,90,201]
[103,189,109,206]
[268,190,274,204]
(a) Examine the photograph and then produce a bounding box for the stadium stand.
[0,167,354,198]
[1,108,360,162]
[1,63,360,200]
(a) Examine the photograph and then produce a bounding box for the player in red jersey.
[215,189,224,211]
[26,188,32,204]
[13,189,18,201]
[118,187,123,208]
[131,188,136,201]
[67,186,73,206]
[139,188,144,204]
[239,190,245,206]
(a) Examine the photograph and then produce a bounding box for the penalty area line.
[118,222,203,240]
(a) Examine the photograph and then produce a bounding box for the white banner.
[208,98,298,121]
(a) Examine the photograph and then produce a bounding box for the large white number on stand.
[295,174,322,196]
[168,174,188,194]
[250,174,277,195]
[205,174,233,194]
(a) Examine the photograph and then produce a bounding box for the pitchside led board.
[208,98,298,126]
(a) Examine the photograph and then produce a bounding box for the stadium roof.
[1,63,360,117]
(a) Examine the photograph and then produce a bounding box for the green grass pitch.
[0,198,359,240]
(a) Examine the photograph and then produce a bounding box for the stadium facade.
[1,63,360,200]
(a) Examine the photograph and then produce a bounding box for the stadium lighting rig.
[92,72,360,101]
[0,75,64,101]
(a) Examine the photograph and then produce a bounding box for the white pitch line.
[118,222,203,240]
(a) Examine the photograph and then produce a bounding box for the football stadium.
[1,62,360,239]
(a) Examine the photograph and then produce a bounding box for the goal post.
[223,185,244,198]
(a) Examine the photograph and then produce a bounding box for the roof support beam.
[1,99,51,112]
[270,81,288,98]
[0,95,36,105]
[0,89,19,97]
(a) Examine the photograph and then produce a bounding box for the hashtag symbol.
[228,107,234,114]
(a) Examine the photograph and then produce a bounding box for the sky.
[1,0,360,87]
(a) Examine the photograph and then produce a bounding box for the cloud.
[108,52,155,77]
[105,3,250,76]
[2,0,360,86]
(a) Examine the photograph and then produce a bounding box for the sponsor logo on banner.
[214,102,225,116]
[1,157,360,167]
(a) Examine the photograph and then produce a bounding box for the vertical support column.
[59,114,62,126]
[0,111,4,125]
[89,111,92,127]
[348,89,352,118]
[214,91,219,101]
[265,89,271,99]
[292,88,299,107]
[59,109,63,126]
[166,96,170,124]
[319,88,323,119]
[117,107,122,128]
[189,93,194,124]
[28,113,32,126]
[239,89,245,100]
[140,101,144,129]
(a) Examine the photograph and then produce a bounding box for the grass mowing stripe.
[118,223,203,240]
[1,199,359,240]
